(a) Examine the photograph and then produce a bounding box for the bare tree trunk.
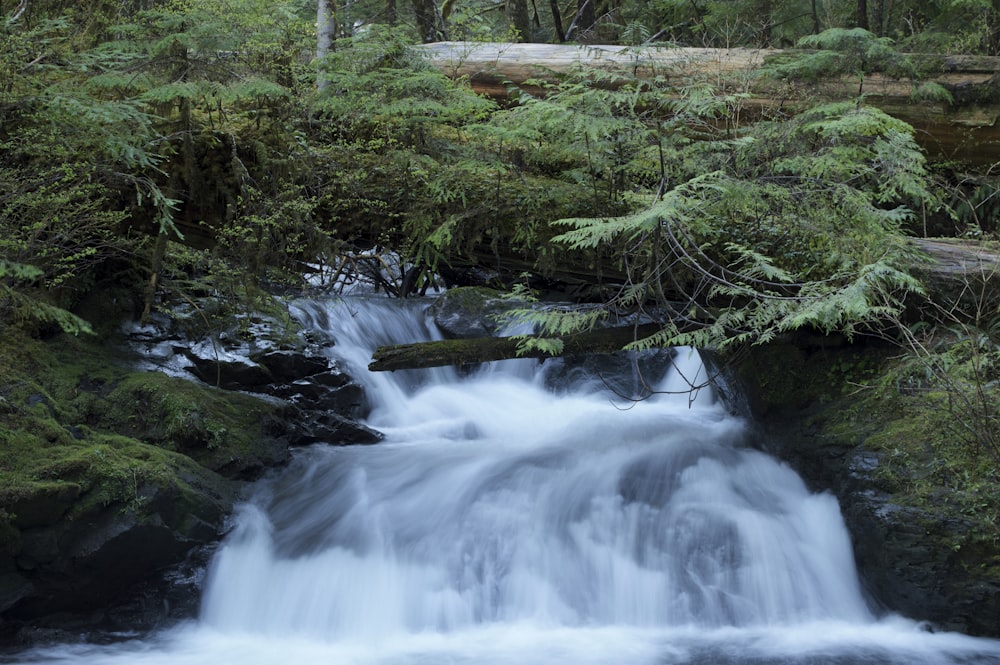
[567,0,594,39]
[386,0,397,24]
[508,0,531,41]
[810,0,820,34]
[856,0,869,30]
[412,0,446,42]
[873,0,885,36]
[756,0,773,46]
[549,0,566,41]
[7,0,27,24]
[317,0,336,90]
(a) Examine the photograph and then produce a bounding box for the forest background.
[4,0,1000,632]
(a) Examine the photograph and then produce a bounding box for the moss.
[736,330,1000,559]
[98,372,270,456]
[0,322,281,561]
[788,339,1000,550]
[732,333,890,418]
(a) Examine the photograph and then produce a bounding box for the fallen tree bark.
[418,41,1000,164]
[369,322,662,371]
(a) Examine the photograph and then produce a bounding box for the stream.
[9,296,1000,664]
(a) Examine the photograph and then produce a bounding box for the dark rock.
[254,350,331,383]
[5,466,237,624]
[0,572,33,614]
[310,370,353,388]
[8,484,81,529]
[183,354,273,390]
[429,286,523,338]
[541,349,676,397]
[321,382,369,419]
[288,410,383,446]
[729,336,1000,637]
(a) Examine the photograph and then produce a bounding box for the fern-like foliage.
[0,260,94,335]
[505,81,938,352]
[761,27,952,103]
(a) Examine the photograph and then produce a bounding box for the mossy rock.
[730,332,1000,636]
[429,286,524,338]
[0,324,290,620]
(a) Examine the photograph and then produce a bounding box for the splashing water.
[9,297,1000,665]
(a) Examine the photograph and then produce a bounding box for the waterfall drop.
[10,296,1000,665]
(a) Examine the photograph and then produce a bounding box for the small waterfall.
[11,296,1000,665]
[202,297,872,635]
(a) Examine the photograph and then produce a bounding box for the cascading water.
[9,296,1000,665]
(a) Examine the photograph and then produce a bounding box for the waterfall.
[11,296,1000,665]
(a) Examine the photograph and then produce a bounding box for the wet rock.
[285,410,383,446]
[120,303,378,448]
[4,461,237,624]
[729,335,1000,637]
[8,484,81,529]
[183,354,273,390]
[429,286,523,338]
[254,350,332,383]
[0,572,33,614]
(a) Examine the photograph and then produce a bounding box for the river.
[8,296,1000,664]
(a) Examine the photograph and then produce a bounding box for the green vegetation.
[3,0,1000,622]
[0,323,282,557]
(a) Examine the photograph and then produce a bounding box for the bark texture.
[418,41,1000,163]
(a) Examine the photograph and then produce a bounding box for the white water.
[10,297,1000,664]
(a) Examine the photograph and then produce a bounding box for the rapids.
[7,296,1000,664]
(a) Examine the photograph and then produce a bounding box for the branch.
[7,0,27,25]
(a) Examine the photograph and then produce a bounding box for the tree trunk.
[508,0,531,41]
[7,0,27,24]
[549,0,566,41]
[317,0,336,90]
[386,0,397,24]
[418,41,1000,164]
[566,0,594,40]
[756,0,773,47]
[370,323,663,371]
[856,0,869,30]
[413,0,446,42]
[873,0,886,36]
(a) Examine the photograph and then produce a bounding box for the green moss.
[733,334,890,418]
[0,323,279,559]
[98,372,269,456]
[738,330,1000,568]
[800,342,1000,552]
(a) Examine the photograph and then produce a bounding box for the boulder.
[3,453,237,624]
[730,334,1000,637]
[429,286,523,338]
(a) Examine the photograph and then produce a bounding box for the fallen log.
[369,238,1000,372]
[368,322,662,371]
[419,41,1000,164]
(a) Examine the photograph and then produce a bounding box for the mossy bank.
[731,333,1000,636]
[0,322,291,635]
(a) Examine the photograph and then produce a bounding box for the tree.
[474,61,939,355]
[507,0,530,41]
[318,0,337,89]
[412,0,445,41]
[856,0,869,30]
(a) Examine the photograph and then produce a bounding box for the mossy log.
[369,322,661,371]
[419,41,1000,164]
[371,238,1000,372]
